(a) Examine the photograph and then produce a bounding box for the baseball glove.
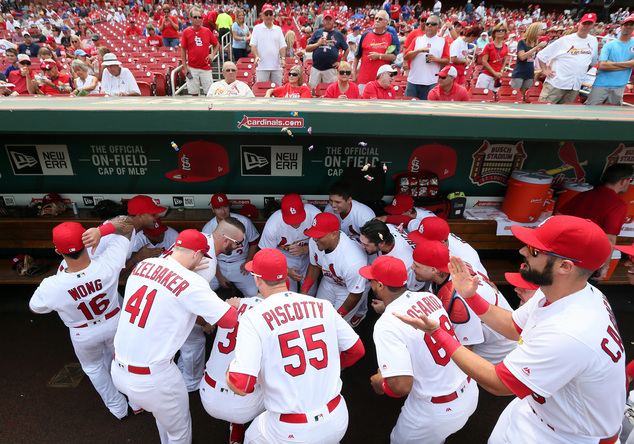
[38,201,67,217]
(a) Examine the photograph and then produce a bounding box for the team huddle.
[29,185,631,444]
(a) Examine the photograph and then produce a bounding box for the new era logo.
[243,152,269,170]
[10,151,38,169]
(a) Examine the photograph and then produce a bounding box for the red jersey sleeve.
[495,361,534,399]
[228,371,258,393]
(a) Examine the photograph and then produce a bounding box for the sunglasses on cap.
[526,245,580,263]
[223,233,244,246]
[339,70,351,75]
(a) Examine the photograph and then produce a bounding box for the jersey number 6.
[279,325,328,377]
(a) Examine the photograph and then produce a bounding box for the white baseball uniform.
[490,285,625,444]
[378,224,425,291]
[447,234,488,278]
[229,291,360,444]
[112,256,232,444]
[161,234,218,392]
[258,204,321,294]
[325,199,375,242]
[404,208,445,232]
[433,276,484,347]
[375,291,478,444]
[309,232,370,325]
[200,296,266,424]
[202,213,260,297]
[133,226,179,253]
[30,234,130,419]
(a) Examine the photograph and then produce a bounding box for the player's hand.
[218,273,231,289]
[448,256,479,299]
[194,258,210,272]
[288,244,308,257]
[372,215,388,222]
[239,261,249,275]
[393,311,440,335]
[201,323,216,334]
[82,227,102,254]
[226,296,241,308]
[371,298,386,314]
[288,267,304,282]
[136,244,163,260]
[370,370,384,395]
[591,262,609,282]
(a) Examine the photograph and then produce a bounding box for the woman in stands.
[146,25,162,48]
[449,25,482,85]
[475,22,509,92]
[70,60,99,96]
[232,8,251,61]
[265,64,313,98]
[324,61,360,98]
[511,22,546,95]
[68,35,86,57]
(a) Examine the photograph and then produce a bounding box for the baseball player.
[324,180,376,242]
[200,295,265,444]
[362,256,478,444]
[163,217,246,392]
[133,218,179,254]
[258,193,321,294]
[112,229,239,444]
[202,193,260,297]
[227,248,365,444]
[504,272,539,306]
[396,216,626,444]
[303,212,370,327]
[377,193,437,231]
[30,221,134,419]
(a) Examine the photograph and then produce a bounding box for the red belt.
[431,377,471,404]
[205,372,217,388]
[114,354,172,375]
[279,395,342,424]
[74,307,120,328]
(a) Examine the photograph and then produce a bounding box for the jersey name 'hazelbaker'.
[262,299,325,330]
[404,293,443,317]
[130,261,190,296]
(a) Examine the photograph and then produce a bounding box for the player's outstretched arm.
[300,264,321,294]
[449,256,519,341]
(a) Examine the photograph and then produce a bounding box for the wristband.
[300,277,315,293]
[129,257,137,266]
[465,292,491,316]
[627,360,634,379]
[430,327,461,357]
[382,379,405,398]
[337,306,349,317]
[98,222,116,236]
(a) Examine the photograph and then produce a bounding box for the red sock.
[229,422,245,444]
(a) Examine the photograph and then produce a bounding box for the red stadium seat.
[496,86,524,102]
[468,87,495,102]
[137,81,153,96]
[252,81,278,97]
[314,82,330,98]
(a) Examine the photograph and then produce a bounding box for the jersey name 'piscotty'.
[262,297,325,331]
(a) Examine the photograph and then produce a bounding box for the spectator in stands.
[45,35,64,58]
[428,65,470,101]
[324,61,360,98]
[265,64,313,97]
[41,20,53,37]
[232,8,251,61]
[91,34,101,49]
[10,23,24,45]
[18,31,41,57]
[159,4,180,48]
[251,3,287,85]
[216,6,234,43]
[511,22,547,95]
[3,48,19,78]
[100,53,141,96]
[361,64,398,99]
[181,6,220,96]
[70,60,99,96]
[475,31,488,48]
[449,25,481,85]
[285,31,303,58]
[404,14,449,99]
[585,14,634,105]
[32,59,72,95]
[145,26,162,48]
[60,27,72,50]
[537,13,598,103]
[207,61,255,97]
[475,22,509,92]
[306,9,349,89]
[68,35,86,57]
[29,24,46,43]
[95,47,110,80]
[51,26,62,45]
[353,10,399,93]
[0,80,13,97]
[76,19,90,38]
[125,19,143,39]
[8,55,36,95]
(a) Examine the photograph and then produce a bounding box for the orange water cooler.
[618,184,634,223]
[501,171,553,223]
[554,181,594,212]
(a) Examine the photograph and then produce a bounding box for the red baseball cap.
[261,3,274,13]
[42,193,62,203]
[245,248,288,280]
[281,193,306,225]
[210,193,230,209]
[40,59,56,70]
[615,243,634,256]
[623,14,634,24]
[304,213,340,238]
[143,218,168,237]
[385,193,414,215]
[128,195,167,215]
[323,9,335,19]
[579,13,596,23]
[504,272,539,290]
[408,217,450,244]
[46,35,55,44]
[359,255,408,287]
[511,215,611,271]
[412,240,450,273]
[53,221,86,254]
[165,141,230,182]
[175,229,211,257]
[240,204,259,218]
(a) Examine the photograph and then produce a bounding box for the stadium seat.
[468,87,495,102]
[137,81,153,96]
[314,82,330,97]
[252,81,278,97]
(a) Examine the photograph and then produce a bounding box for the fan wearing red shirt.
[324,62,360,98]
[36,59,72,95]
[205,9,219,32]
[125,20,143,38]
[264,65,313,98]
[427,65,470,101]
[390,0,401,20]
[159,5,180,48]
[474,22,509,91]
[361,64,397,99]
[146,26,162,47]
[8,55,37,95]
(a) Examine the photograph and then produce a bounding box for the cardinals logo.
[539,142,587,186]
[324,263,345,285]
[278,237,289,248]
